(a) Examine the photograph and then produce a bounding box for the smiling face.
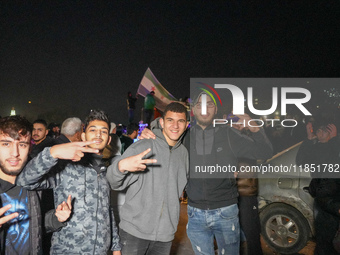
[81,120,111,154]
[0,132,31,183]
[160,111,188,146]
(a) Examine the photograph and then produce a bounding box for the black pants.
[120,229,172,255]
[239,196,263,255]
[314,202,339,255]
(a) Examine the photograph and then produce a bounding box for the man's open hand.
[327,124,337,139]
[118,148,157,173]
[50,141,99,161]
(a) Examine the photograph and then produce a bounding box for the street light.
[10,107,16,116]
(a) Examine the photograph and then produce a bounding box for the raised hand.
[0,205,18,227]
[118,148,157,173]
[50,141,99,161]
[327,124,337,139]
[55,195,72,223]
[306,122,315,140]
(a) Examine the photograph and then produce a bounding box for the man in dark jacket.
[30,119,55,159]
[120,122,139,154]
[296,119,340,255]
[55,117,83,144]
[186,93,272,255]
[0,116,72,254]
[47,123,60,139]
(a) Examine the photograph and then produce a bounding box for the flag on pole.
[137,68,178,112]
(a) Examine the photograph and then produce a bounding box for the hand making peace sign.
[118,148,157,173]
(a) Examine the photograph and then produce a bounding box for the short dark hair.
[84,110,110,130]
[163,102,188,120]
[48,122,59,130]
[127,123,139,135]
[150,91,155,95]
[33,119,48,128]
[0,116,32,140]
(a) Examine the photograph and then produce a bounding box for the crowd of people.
[0,90,339,255]
[0,101,189,255]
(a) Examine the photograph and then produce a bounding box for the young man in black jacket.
[0,116,72,254]
[186,93,272,255]
[30,119,56,159]
[296,119,340,255]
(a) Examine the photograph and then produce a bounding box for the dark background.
[1,1,339,124]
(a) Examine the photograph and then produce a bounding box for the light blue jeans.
[187,204,240,255]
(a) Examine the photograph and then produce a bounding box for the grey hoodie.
[107,128,188,242]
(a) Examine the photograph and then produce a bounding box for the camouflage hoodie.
[16,148,121,254]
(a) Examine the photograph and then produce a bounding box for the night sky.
[1,2,339,124]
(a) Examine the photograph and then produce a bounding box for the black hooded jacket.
[186,124,273,210]
[0,179,65,254]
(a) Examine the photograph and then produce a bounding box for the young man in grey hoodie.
[107,102,189,255]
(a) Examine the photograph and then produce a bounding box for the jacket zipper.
[202,130,207,207]
[88,163,100,255]
[155,148,171,240]
[93,171,101,254]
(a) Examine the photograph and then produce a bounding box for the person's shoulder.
[44,136,57,146]
[128,138,153,151]
[55,134,69,144]
[178,143,189,153]
[0,178,15,193]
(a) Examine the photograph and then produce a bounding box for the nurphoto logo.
[198,84,312,128]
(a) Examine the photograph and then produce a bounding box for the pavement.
[170,203,315,255]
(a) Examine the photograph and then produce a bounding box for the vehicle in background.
[258,142,314,254]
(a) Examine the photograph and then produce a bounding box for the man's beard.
[0,159,25,176]
[196,115,214,128]
[33,136,44,143]
[197,119,212,127]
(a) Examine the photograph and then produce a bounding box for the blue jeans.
[187,204,240,255]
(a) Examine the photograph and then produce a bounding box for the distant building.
[10,107,16,116]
